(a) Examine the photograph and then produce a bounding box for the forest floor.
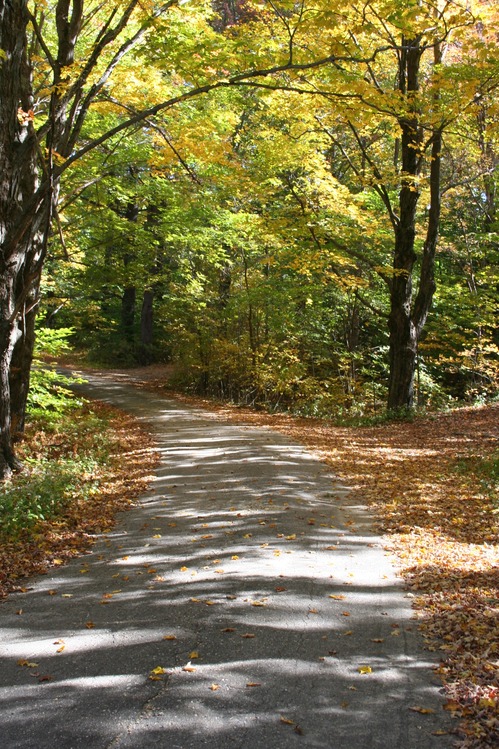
[1,362,498,747]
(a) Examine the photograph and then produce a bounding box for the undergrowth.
[0,408,114,542]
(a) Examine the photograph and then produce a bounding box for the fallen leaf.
[246,682,261,687]
[163,635,177,640]
[189,651,199,659]
[17,660,38,668]
[85,621,95,629]
[280,717,294,725]
[443,700,462,713]
[329,594,345,600]
[240,633,256,638]
[409,706,435,714]
[150,666,167,675]
[210,683,220,691]
[358,665,372,674]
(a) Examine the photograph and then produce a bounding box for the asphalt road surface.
[0,372,454,748]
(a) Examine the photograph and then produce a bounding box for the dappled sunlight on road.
[0,375,454,748]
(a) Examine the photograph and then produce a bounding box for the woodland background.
[3,0,495,424]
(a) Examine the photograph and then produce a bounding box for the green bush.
[28,327,83,422]
[0,456,100,540]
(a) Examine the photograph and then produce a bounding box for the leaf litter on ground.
[1,363,497,748]
[167,389,498,749]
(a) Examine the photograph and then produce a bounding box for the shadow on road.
[0,376,454,748]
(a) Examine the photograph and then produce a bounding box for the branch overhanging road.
[0,372,454,748]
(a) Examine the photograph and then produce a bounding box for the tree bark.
[0,0,46,475]
[121,286,136,342]
[387,35,443,411]
[140,289,154,348]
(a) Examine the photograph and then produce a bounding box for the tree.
[294,0,499,409]
[2,2,498,477]
[0,0,351,476]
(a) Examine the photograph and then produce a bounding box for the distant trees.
[1,1,498,474]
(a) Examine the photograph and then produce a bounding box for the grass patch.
[0,401,158,597]
[1,410,112,541]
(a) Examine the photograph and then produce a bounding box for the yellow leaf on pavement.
[358,665,372,674]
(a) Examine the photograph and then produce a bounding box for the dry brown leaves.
[168,391,498,749]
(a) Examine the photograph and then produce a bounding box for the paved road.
[0,373,453,748]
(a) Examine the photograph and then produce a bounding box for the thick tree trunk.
[387,37,422,411]
[387,37,442,411]
[0,0,43,476]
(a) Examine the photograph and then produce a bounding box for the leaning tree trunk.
[0,0,45,476]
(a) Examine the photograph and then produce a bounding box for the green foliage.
[27,328,82,421]
[0,410,112,542]
[38,0,499,416]
[0,456,99,540]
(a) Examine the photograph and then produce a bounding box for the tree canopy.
[1,0,498,473]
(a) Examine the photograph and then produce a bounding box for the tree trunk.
[0,0,45,476]
[387,36,442,411]
[140,289,153,346]
[138,288,154,363]
[121,286,136,342]
[387,37,422,411]
[10,287,38,438]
